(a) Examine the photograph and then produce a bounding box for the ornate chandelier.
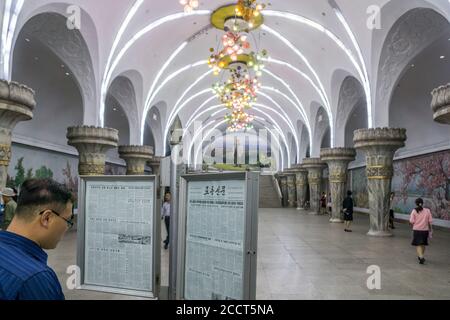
[208,1,268,132]
[225,110,255,132]
[235,0,267,29]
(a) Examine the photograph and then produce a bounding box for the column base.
[308,212,320,215]
[367,230,393,237]
[329,218,344,223]
[297,207,304,211]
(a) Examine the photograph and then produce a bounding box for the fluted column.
[354,128,407,237]
[321,148,356,223]
[285,171,297,208]
[67,126,119,176]
[291,164,308,210]
[431,84,450,124]
[302,158,326,214]
[0,80,35,187]
[118,145,154,175]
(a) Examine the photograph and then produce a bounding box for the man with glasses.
[0,178,74,300]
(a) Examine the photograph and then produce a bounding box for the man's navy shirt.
[0,231,65,300]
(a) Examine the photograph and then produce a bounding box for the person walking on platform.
[389,192,396,229]
[410,198,433,265]
[342,191,354,232]
[320,193,327,215]
[162,192,171,250]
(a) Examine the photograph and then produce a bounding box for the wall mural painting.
[350,167,369,209]
[392,150,450,221]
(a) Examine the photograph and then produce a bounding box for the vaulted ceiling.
[2,0,449,163]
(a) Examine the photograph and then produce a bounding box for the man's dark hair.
[15,179,74,220]
[347,191,353,196]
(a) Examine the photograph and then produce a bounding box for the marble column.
[285,171,297,208]
[302,158,326,214]
[291,164,308,210]
[67,126,119,176]
[321,148,356,223]
[354,128,407,237]
[431,84,450,124]
[0,80,35,187]
[118,145,154,175]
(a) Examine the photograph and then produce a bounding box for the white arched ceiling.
[373,6,450,127]
[299,122,310,162]
[4,0,450,167]
[10,5,98,125]
[108,75,140,144]
[312,105,330,157]
[389,32,450,157]
[144,105,162,154]
[104,94,130,146]
[334,75,366,148]
[12,28,83,147]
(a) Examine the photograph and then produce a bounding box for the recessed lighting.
[61,64,65,68]
[65,72,70,76]
[34,57,39,61]
[113,108,117,111]
[440,55,445,59]
[411,64,415,68]
[25,38,30,42]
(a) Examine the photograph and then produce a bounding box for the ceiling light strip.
[100,0,145,126]
[102,9,211,127]
[261,24,335,148]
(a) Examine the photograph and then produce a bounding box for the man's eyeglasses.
[39,209,74,229]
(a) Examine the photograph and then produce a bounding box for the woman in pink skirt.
[409,198,433,265]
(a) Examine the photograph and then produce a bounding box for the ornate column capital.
[302,158,326,184]
[431,84,450,124]
[67,126,119,176]
[0,80,36,123]
[0,80,36,187]
[118,145,154,175]
[353,128,407,151]
[320,148,356,183]
[353,128,406,180]
[320,148,356,162]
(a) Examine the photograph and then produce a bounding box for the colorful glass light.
[179,0,199,13]
[235,0,267,28]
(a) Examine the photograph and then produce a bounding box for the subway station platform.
[48,209,450,300]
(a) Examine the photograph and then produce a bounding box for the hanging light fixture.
[208,1,269,132]
[179,0,199,13]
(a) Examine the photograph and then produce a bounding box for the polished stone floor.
[47,209,450,300]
